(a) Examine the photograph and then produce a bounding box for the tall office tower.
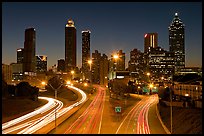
[23,27,36,74]
[57,59,65,72]
[144,33,158,53]
[65,19,76,72]
[92,50,101,84]
[17,48,24,64]
[36,55,47,73]
[128,48,145,80]
[82,30,91,80]
[144,33,158,71]
[169,13,185,73]
[100,54,109,86]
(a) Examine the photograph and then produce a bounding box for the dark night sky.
[2,2,202,69]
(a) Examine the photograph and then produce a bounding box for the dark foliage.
[16,82,39,101]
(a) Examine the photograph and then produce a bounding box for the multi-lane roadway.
[2,85,168,134]
[2,85,87,134]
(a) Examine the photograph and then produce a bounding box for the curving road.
[2,85,87,134]
[116,94,159,134]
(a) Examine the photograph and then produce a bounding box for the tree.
[112,79,127,99]
[16,82,39,101]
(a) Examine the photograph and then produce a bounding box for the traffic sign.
[115,106,121,112]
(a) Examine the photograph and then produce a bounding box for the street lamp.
[84,82,88,87]
[88,60,92,84]
[41,81,46,89]
[149,83,153,95]
[146,72,150,83]
[48,83,64,129]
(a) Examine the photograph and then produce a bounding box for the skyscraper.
[17,48,24,64]
[23,27,36,74]
[65,19,76,72]
[169,13,185,73]
[144,33,158,53]
[82,30,91,80]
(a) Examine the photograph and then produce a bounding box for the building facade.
[57,59,65,72]
[109,50,125,80]
[23,27,36,74]
[144,33,158,68]
[17,48,24,64]
[65,19,76,72]
[169,13,185,73]
[128,48,145,80]
[144,33,158,53]
[11,63,24,80]
[2,64,12,82]
[100,54,109,86]
[147,46,175,81]
[36,55,47,73]
[82,30,91,81]
[92,50,101,84]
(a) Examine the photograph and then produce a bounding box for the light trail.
[64,86,106,134]
[116,94,158,134]
[2,85,87,134]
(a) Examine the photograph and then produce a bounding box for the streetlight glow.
[71,70,75,74]
[147,72,150,76]
[149,84,153,88]
[88,60,92,64]
[41,81,46,85]
[67,80,71,85]
[84,83,87,86]
[113,54,119,59]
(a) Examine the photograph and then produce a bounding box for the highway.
[2,85,87,134]
[116,94,159,134]
[64,85,106,134]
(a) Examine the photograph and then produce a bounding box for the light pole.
[149,83,153,95]
[88,60,92,84]
[48,83,63,129]
[170,75,173,134]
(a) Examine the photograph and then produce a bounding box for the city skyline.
[2,2,202,68]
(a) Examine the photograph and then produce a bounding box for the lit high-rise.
[144,33,158,53]
[169,13,185,73]
[65,19,76,72]
[82,30,91,80]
